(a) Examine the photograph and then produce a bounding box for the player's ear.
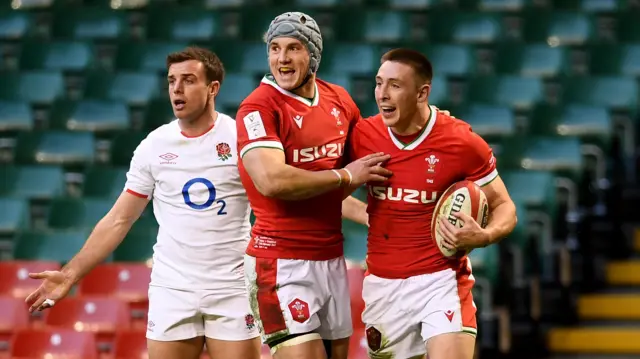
[417,83,430,103]
[209,80,220,98]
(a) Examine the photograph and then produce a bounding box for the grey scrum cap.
[265,12,323,74]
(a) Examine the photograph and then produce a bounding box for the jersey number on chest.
[182,177,227,215]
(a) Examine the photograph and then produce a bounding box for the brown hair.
[380,48,433,85]
[166,46,225,85]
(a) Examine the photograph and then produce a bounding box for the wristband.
[342,168,353,186]
[331,169,343,187]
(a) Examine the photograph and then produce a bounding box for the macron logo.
[293,115,303,129]
[159,152,178,164]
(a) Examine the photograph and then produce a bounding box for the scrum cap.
[265,12,323,74]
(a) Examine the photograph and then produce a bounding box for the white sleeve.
[124,138,154,199]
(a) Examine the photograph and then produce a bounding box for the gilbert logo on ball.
[431,180,489,258]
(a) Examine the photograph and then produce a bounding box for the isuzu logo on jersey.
[369,186,438,204]
[292,143,344,163]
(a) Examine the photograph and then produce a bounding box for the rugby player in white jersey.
[25,47,262,359]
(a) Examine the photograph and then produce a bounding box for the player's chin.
[380,112,400,127]
[274,73,303,90]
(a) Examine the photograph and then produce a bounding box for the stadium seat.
[215,73,256,108]
[469,245,500,286]
[590,44,640,77]
[0,70,65,105]
[388,0,440,9]
[113,223,158,262]
[461,104,515,140]
[0,100,33,131]
[502,170,557,215]
[10,328,98,359]
[579,0,623,12]
[0,11,31,40]
[13,230,97,263]
[53,9,128,40]
[422,44,475,77]
[319,73,353,94]
[468,75,544,110]
[322,43,378,75]
[19,41,94,72]
[0,165,65,200]
[430,12,504,44]
[0,197,29,235]
[341,11,411,43]
[85,71,161,106]
[347,265,365,329]
[429,76,449,107]
[477,0,531,11]
[9,0,54,9]
[14,131,96,166]
[241,8,288,41]
[48,197,114,229]
[496,43,568,77]
[240,42,270,74]
[521,136,583,174]
[0,260,61,298]
[109,132,148,166]
[112,329,147,359]
[83,166,128,199]
[147,7,226,41]
[562,76,638,111]
[44,296,130,345]
[531,104,613,149]
[524,12,596,45]
[0,296,30,346]
[50,100,130,132]
[115,42,188,72]
[293,0,341,7]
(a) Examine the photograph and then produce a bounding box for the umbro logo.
[159,152,178,164]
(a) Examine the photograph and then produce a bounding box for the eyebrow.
[167,73,196,79]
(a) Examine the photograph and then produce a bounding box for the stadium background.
[1,0,640,358]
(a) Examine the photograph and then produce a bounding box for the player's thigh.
[146,285,204,341]
[147,337,204,359]
[244,255,323,344]
[426,332,475,359]
[271,333,328,359]
[361,275,425,359]
[205,337,261,359]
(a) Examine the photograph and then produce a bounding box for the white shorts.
[244,255,353,345]
[146,285,259,341]
[361,260,477,358]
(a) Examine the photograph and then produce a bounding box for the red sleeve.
[464,130,499,187]
[236,100,283,159]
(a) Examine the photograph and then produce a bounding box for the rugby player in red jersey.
[235,12,392,359]
[349,48,517,359]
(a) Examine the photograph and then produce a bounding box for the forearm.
[342,195,368,226]
[483,201,517,246]
[263,164,346,200]
[61,215,134,283]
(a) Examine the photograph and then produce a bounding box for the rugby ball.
[431,180,489,258]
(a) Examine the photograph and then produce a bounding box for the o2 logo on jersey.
[292,143,344,163]
[369,186,438,204]
[182,177,227,215]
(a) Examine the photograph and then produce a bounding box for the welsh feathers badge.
[216,142,232,161]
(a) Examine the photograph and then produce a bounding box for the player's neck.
[390,104,431,136]
[179,107,217,138]
[291,78,316,100]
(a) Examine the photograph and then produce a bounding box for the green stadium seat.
[143,99,174,131]
[357,11,411,43]
[9,0,54,10]
[477,0,530,11]
[0,71,65,105]
[50,100,130,132]
[521,136,583,173]
[13,230,97,263]
[532,104,613,145]
[507,201,529,250]
[388,0,440,9]
[502,169,557,215]
[343,220,367,262]
[53,9,127,40]
[524,12,595,45]
[215,73,256,108]
[0,101,33,131]
[430,13,504,44]
[203,0,248,8]
[110,132,147,166]
[319,73,353,94]
[496,44,568,77]
[580,0,623,12]
[323,44,377,75]
[469,245,499,285]
[14,131,95,166]
[115,42,187,72]
[429,76,449,107]
[114,222,158,262]
[294,0,340,7]
[590,44,640,77]
[462,104,515,140]
[240,42,269,74]
[0,198,29,235]
[0,165,65,200]
[423,44,474,77]
[359,101,378,118]
[563,76,638,111]
[19,42,94,72]
[241,8,292,41]
[468,75,544,110]
[48,197,114,229]
[147,8,223,41]
[83,166,128,199]
[0,11,31,39]
[490,135,527,170]
[85,71,161,106]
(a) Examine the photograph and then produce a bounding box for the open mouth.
[173,99,186,111]
[380,106,397,117]
[279,67,295,77]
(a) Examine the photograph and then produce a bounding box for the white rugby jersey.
[124,113,251,290]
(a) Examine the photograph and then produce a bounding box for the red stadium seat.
[112,329,146,359]
[0,297,29,348]
[10,328,98,359]
[78,263,151,327]
[0,261,61,299]
[44,296,130,348]
[347,264,366,330]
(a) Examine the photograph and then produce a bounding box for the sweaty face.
[375,61,425,128]
[167,60,214,121]
[268,37,310,91]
